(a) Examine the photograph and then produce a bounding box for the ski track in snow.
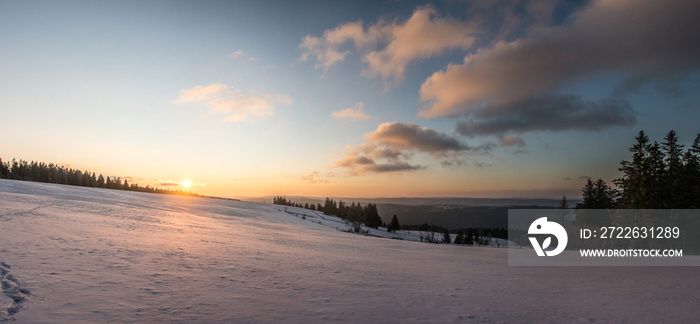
[0,179,699,323]
[0,261,31,321]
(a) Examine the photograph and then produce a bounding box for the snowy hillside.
[275,205,514,246]
[1,179,698,322]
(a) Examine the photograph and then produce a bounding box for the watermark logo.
[528,217,568,256]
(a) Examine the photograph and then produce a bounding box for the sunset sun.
[182,180,192,188]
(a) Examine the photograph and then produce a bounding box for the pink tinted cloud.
[332,103,372,121]
[300,6,477,85]
[175,83,291,122]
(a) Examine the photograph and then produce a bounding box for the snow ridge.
[0,261,30,321]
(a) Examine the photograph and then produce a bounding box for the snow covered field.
[0,179,698,323]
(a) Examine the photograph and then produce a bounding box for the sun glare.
[182,180,192,188]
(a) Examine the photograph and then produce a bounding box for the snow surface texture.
[0,179,698,323]
[1,260,30,319]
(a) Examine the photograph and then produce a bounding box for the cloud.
[472,161,492,168]
[362,6,477,84]
[175,83,228,102]
[500,135,525,147]
[300,171,331,183]
[512,148,528,155]
[300,6,477,84]
[455,95,636,136]
[332,102,372,121]
[441,157,467,167]
[420,0,700,133]
[368,122,470,156]
[299,35,348,75]
[468,0,564,42]
[330,122,488,175]
[175,83,291,122]
[229,50,256,63]
[330,150,424,176]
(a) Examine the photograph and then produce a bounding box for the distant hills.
[243,196,581,230]
[243,196,580,207]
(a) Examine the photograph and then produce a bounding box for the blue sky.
[1,0,699,198]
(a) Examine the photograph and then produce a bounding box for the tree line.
[577,130,700,209]
[273,196,508,245]
[0,157,198,197]
[273,196,383,231]
[410,225,507,245]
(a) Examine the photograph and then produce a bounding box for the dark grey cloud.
[368,122,470,154]
[441,160,462,167]
[421,0,700,135]
[362,146,410,162]
[331,122,480,175]
[456,95,636,136]
[371,162,425,173]
[330,151,424,175]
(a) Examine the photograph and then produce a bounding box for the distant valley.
[244,196,581,230]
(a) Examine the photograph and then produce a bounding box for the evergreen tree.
[576,178,617,209]
[337,201,346,219]
[363,203,382,228]
[644,142,665,208]
[87,172,96,187]
[323,198,337,216]
[558,195,569,209]
[578,179,595,209]
[616,131,649,208]
[593,179,617,208]
[443,229,451,244]
[607,130,700,208]
[683,133,700,208]
[0,158,8,178]
[58,168,68,184]
[388,215,400,233]
[662,130,684,208]
[556,195,570,227]
[465,229,474,245]
[454,230,465,245]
